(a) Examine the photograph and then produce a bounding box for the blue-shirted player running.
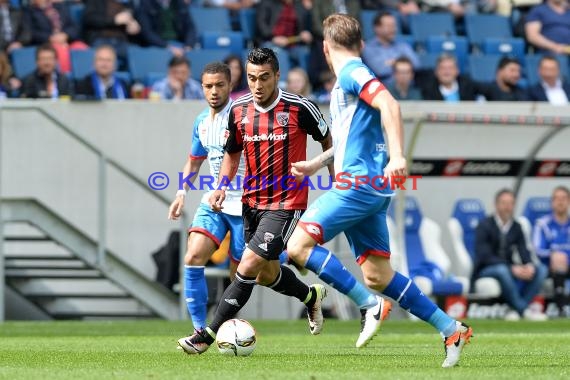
[286,14,473,367]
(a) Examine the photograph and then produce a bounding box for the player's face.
[246,62,279,108]
[552,189,570,216]
[495,192,515,221]
[202,72,230,111]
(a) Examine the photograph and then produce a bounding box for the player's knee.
[551,252,568,272]
[362,272,390,291]
[184,250,208,266]
[285,236,312,264]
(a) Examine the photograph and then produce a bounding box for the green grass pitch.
[1,319,569,379]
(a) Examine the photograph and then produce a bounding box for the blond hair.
[323,13,362,51]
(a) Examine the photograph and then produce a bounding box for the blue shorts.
[298,187,392,264]
[189,203,245,262]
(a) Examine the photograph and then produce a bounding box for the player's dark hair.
[495,188,515,203]
[247,48,279,73]
[168,56,190,69]
[202,61,231,82]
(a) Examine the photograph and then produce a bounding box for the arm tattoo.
[317,148,334,168]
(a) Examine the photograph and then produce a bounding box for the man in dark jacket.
[421,54,478,101]
[135,0,196,56]
[474,188,548,321]
[527,55,570,105]
[0,0,31,52]
[478,56,528,101]
[20,42,71,98]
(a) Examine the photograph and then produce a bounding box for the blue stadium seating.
[360,10,402,42]
[115,71,132,86]
[482,38,526,62]
[450,199,487,259]
[69,3,85,28]
[525,54,569,85]
[468,54,503,82]
[186,49,232,81]
[127,47,173,83]
[239,8,256,43]
[425,36,469,72]
[409,13,455,45]
[11,47,36,79]
[190,7,232,35]
[417,52,441,72]
[70,49,95,79]
[465,14,512,47]
[201,31,245,55]
[145,72,166,87]
[394,35,415,48]
[522,197,552,229]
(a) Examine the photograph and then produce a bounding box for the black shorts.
[243,204,303,260]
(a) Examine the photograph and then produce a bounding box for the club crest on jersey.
[276,112,289,126]
[264,232,275,243]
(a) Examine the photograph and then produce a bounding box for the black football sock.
[267,265,314,305]
[552,272,567,312]
[209,271,256,333]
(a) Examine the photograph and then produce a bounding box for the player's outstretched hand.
[291,160,319,182]
[209,189,226,212]
[168,196,184,220]
[383,155,407,179]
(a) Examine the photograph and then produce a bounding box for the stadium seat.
[448,199,501,298]
[360,10,378,42]
[186,49,232,81]
[389,196,469,297]
[417,52,441,72]
[518,196,552,252]
[201,31,245,55]
[409,13,455,45]
[239,8,257,43]
[10,0,20,7]
[394,34,415,48]
[482,38,526,63]
[115,71,132,86]
[10,47,37,79]
[425,36,468,73]
[145,72,166,87]
[525,54,570,85]
[190,7,232,35]
[465,14,512,48]
[70,49,95,79]
[468,54,503,82]
[127,47,172,83]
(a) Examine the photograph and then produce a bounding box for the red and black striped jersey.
[225,89,329,210]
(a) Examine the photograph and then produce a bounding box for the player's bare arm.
[319,132,335,178]
[291,147,334,182]
[168,156,204,220]
[371,89,407,178]
[209,151,241,212]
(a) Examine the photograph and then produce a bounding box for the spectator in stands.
[0,50,20,98]
[204,0,257,10]
[362,11,419,82]
[223,54,249,99]
[387,56,422,100]
[474,188,548,321]
[527,55,570,105]
[150,56,203,100]
[364,1,420,33]
[420,0,466,19]
[256,0,312,73]
[20,42,71,98]
[533,186,570,317]
[74,45,129,100]
[312,69,335,104]
[525,0,570,55]
[83,0,141,70]
[310,0,360,88]
[421,53,478,101]
[24,0,88,74]
[478,56,528,101]
[135,0,197,56]
[0,0,31,52]
[286,67,312,98]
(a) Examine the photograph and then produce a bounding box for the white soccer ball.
[216,319,257,356]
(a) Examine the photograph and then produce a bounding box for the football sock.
[209,271,256,333]
[305,245,377,309]
[552,272,567,312]
[184,265,208,330]
[267,265,312,304]
[383,271,456,336]
[278,251,288,265]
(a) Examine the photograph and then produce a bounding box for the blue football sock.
[305,245,377,309]
[383,272,456,335]
[184,265,208,330]
[278,251,288,265]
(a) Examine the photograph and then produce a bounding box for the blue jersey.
[330,57,392,196]
[532,214,570,259]
[191,100,246,215]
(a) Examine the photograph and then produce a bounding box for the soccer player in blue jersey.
[533,185,570,317]
[285,14,473,367]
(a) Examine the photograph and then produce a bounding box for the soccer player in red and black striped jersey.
[177,48,333,354]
